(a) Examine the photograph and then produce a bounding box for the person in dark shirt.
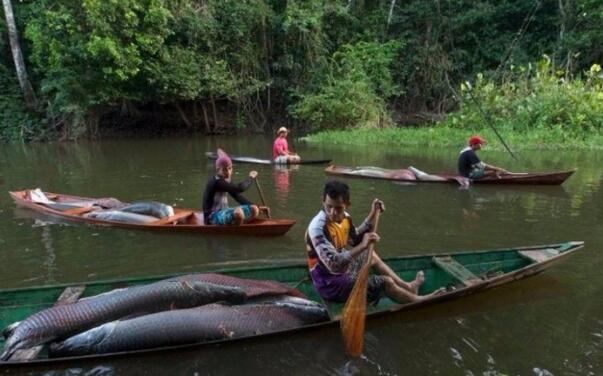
[458,135,510,179]
[202,149,260,225]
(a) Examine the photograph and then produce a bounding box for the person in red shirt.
[272,127,301,164]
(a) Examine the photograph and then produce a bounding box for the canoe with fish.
[325,165,575,185]
[0,241,583,368]
[9,189,295,236]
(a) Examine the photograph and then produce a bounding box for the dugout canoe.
[205,152,331,165]
[8,190,295,236]
[0,241,583,368]
[325,165,575,185]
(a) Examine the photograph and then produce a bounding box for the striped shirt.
[305,210,372,275]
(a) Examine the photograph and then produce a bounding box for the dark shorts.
[310,263,386,304]
[209,205,253,225]
[469,166,485,179]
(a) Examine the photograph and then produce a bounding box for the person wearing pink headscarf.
[202,149,260,225]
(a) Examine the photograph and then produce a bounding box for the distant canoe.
[205,152,331,165]
[325,165,576,185]
[0,241,583,368]
[9,190,295,236]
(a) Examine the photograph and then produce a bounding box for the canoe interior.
[0,241,582,363]
[205,152,331,165]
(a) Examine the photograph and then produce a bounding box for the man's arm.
[355,199,384,236]
[308,213,359,273]
[484,163,510,174]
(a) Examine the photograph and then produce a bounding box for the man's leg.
[233,207,245,225]
[235,204,260,224]
[382,276,444,303]
[371,252,425,294]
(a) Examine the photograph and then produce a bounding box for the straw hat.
[277,127,288,135]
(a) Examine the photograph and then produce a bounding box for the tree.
[2,0,37,109]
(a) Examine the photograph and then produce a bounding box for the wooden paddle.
[253,177,271,219]
[340,207,381,358]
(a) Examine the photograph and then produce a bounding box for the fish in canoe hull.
[168,273,306,299]
[83,210,158,224]
[119,201,174,219]
[1,281,247,360]
[50,297,329,356]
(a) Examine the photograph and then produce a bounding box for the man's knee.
[233,208,244,221]
[250,205,259,218]
[382,275,395,289]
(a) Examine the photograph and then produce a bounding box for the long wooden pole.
[253,178,271,218]
[340,209,380,358]
[465,82,518,161]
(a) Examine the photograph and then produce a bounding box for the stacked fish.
[84,201,175,224]
[1,274,328,359]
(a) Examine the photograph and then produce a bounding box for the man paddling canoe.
[202,149,260,225]
[273,127,301,164]
[458,135,511,179]
[306,180,444,303]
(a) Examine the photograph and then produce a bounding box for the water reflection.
[272,164,299,204]
[0,137,601,374]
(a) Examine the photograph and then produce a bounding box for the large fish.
[119,201,174,219]
[0,280,246,360]
[168,273,306,299]
[50,297,330,356]
[83,210,158,224]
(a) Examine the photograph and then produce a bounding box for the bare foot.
[417,287,446,301]
[409,271,425,294]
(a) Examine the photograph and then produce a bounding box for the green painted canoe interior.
[0,247,543,355]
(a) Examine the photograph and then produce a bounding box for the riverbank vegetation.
[1,1,602,141]
[306,59,603,150]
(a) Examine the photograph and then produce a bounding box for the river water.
[0,136,601,375]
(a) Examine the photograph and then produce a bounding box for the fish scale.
[50,299,330,356]
[1,280,247,360]
[169,273,306,298]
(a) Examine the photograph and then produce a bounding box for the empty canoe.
[206,152,331,165]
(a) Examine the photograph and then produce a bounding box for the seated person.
[273,127,301,164]
[458,135,510,179]
[306,180,444,304]
[202,149,260,225]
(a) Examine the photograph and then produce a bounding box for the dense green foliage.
[306,59,603,149]
[1,0,602,141]
[443,59,603,142]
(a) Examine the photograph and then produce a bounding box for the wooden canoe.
[325,165,576,185]
[0,241,583,368]
[8,190,295,236]
[205,152,331,165]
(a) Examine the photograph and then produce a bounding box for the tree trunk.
[387,0,396,26]
[2,0,37,109]
[175,102,193,129]
[210,95,220,130]
[201,102,211,133]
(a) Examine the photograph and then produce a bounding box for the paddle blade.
[340,261,371,358]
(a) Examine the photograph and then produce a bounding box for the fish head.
[50,322,117,357]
